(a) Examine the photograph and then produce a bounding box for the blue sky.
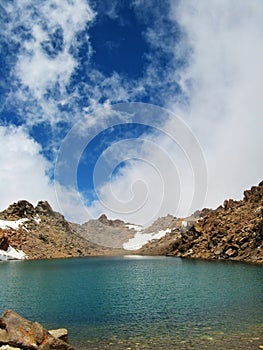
[1,0,263,224]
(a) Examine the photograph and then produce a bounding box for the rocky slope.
[70,214,137,248]
[0,200,124,260]
[138,181,263,264]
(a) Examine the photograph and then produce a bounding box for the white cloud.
[168,0,263,207]
[5,0,95,125]
[2,0,262,225]
[0,126,57,211]
[84,0,263,223]
[54,103,206,225]
[80,121,205,225]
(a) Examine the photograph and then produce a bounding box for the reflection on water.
[0,256,262,349]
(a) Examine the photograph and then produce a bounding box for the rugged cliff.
[138,181,263,264]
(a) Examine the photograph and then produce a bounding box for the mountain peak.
[0,200,56,220]
[35,201,55,216]
[0,200,35,220]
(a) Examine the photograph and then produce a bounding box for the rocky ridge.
[1,180,263,263]
[0,200,124,260]
[138,181,263,264]
[70,214,136,248]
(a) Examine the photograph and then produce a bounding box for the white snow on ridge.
[125,224,143,231]
[34,215,41,224]
[182,220,188,227]
[123,228,171,251]
[0,245,27,261]
[0,218,28,230]
[0,217,41,230]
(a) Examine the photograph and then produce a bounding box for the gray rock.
[48,329,68,343]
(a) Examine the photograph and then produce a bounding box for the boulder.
[48,329,68,343]
[0,310,75,350]
[0,231,9,251]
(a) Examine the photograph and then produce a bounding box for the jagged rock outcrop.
[98,214,127,228]
[0,201,124,260]
[139,181,263,264]
[0,309,75,349]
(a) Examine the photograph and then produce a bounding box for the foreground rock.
[139,181,263,264]
[0,310,75,349]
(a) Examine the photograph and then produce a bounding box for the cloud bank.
[84,0,263,222]
[0,126,57,210]
[170,0,263,207]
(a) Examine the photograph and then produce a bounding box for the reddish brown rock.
[0,310,75,350]
[139,180,263,264]
[0,230,9,251]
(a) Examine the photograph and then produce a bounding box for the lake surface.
[0,256,263,349]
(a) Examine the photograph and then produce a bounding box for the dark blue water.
[0,256,263,349]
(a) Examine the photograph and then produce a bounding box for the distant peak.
[98,214,108,220]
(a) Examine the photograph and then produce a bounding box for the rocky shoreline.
[0,310,75,350]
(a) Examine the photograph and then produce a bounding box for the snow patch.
[0,218,28,230]
[123,228,171,250]
[34,216,41,224]
[0,245,27,261]
[182,221,188,227]
[125,224,143,231]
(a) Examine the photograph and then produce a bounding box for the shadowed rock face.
[0,309,75,350]
[138,181,263,264]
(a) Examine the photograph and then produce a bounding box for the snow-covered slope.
[123,228,171,250]
[0,245,27,261]
[0,218,28,230]
[0,219,29,260]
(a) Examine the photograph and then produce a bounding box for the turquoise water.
[0,256,263,349]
